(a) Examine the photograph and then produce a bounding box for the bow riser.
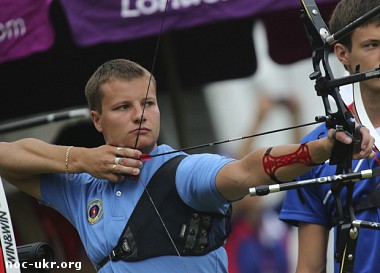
[300,1,355,135]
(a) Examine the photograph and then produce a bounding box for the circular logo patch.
[87,199,103,224]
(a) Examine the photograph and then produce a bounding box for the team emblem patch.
[87,199,103,224]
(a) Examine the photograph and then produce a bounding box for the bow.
[0,178,21,272]
[299,2,355,270]
[299,0,380,271]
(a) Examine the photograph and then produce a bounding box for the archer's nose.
[133,106,146,123]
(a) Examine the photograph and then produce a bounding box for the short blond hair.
[85,59,156,113]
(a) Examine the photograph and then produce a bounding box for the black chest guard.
[97,155,231,269]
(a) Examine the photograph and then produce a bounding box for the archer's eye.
[116,104,130,110]
[143,100,156,107]
[364,41,379,49]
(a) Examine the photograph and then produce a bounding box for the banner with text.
[59,0,335,46]
[0,0,54,64]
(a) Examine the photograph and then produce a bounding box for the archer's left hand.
[328,124,375,160]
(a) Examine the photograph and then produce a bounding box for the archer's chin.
[136,141,157,154]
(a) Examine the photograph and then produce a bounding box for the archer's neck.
[354,86,380,128]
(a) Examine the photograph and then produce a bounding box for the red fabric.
[224,218,256,273]
[263,144,313,178]
[0,248,5,273]
[34,203,83,261]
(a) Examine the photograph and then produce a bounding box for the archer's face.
[345,23,380,92]
[91,77,160,154]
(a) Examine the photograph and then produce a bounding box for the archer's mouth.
[131,128,150,134]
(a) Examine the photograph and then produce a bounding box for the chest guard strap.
[97,155,231,269]
[330,182,380,227]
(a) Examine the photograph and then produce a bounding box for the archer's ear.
[91,110,103,133]
[334,43,351,68]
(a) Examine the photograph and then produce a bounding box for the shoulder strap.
[97,154,231,270]
[97,155,187,269]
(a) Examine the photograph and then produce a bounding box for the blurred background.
[1,0,352,272]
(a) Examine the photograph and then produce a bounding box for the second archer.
[280,0,380,272]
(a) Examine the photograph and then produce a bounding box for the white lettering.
[316,174,343,183]
[0,18,26,43]
[172,0,202,9]
[121,0,139,17]
[203,0,220,3]
[6,260,82,271]
[121,0,228,18]
[135,0,158,15]
[317,177,328,182]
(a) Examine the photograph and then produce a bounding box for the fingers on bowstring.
[114,145,143,167]
[115,146,142,159]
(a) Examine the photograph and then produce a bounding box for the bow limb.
[300,0,357,271]
[0,177,21,272]
[300,0,356,167]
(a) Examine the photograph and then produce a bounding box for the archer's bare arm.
[216,126,374,201]
[296,222,330,273]
[0,138,142,199]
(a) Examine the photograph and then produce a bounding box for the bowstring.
[133,8,165,148]
[133,0,190,272]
